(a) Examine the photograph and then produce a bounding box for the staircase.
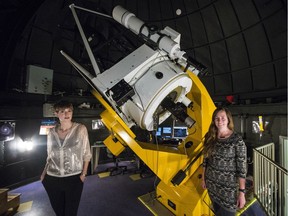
[0,188,21,215]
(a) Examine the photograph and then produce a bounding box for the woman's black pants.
[42,174,84,216]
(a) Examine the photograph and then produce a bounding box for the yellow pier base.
[139,166,214,216]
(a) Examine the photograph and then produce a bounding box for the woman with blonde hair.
[202,107,247,216]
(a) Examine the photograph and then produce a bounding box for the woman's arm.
[80,160,90,182]
[201,167,206,189]
[40,163,48,181]
[201,157,207,189]
[235,135,247,209]
[237,177,246,208]
[82,160,89,175]
[239,177,246,190]
[41,130,53,181]
[80,124,92,182]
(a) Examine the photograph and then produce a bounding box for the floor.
[8,161,157,216]
[5,161,268,216]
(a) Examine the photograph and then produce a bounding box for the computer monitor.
[39,119,57,135]
[173,126,187,139]
[162,126,172,138]
[156,127,162,136]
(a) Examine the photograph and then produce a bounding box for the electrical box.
[26,65,53,95]
[43,103,55,117]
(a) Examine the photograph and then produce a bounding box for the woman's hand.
[237,192,246,209]
[80,174,86,182]
[40,172,45,182]
[201,178,206,189]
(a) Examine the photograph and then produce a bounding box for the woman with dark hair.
[202,107,247,216]
[41,100,92,216]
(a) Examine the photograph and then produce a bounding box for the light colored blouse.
[45,122,92,177]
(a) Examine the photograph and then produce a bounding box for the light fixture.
[0,121,16,142]
[17,138,34,152]
[176,9,182,15]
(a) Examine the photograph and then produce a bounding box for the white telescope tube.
[112,5,185,60]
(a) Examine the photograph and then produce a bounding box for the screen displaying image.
[162,126,172,138]
[39,119,57,135]
[173,126,187,139]
[162,127,172,134]
[156,127,162,136]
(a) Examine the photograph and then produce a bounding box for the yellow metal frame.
[91,70,215,215]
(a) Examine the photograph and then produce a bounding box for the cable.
[130,89,145,112]
[151,114,160,191]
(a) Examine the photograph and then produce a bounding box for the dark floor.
[9,161,157,216]
[6,161,267,216]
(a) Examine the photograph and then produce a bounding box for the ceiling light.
[176,9,182,15]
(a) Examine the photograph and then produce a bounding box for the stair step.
[0,189,9,209]
[0,189,21,215]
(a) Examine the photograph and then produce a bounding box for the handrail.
[253,148,288,173]
[253,143,288,216]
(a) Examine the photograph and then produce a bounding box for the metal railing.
[253,143,288,216]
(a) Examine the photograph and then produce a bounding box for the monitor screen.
[162,127,172,134]
[173,126,187,139]
[156,127,162,136]
[162,127,172,138]
[39,119,57,135]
